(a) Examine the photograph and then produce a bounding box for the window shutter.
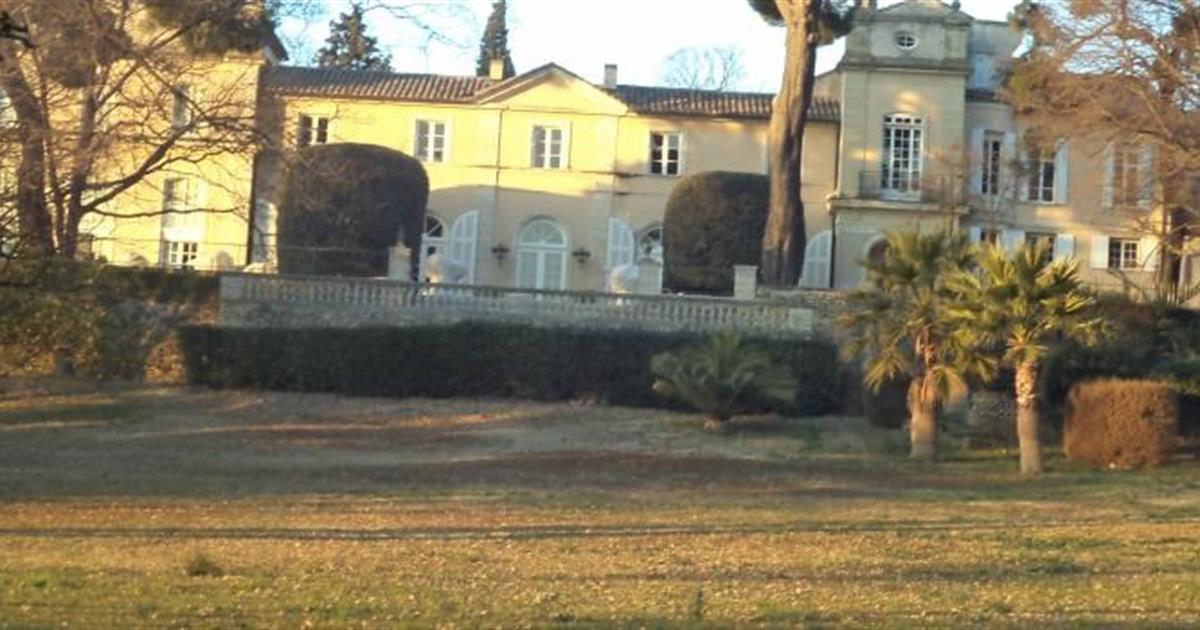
[969,128,984,195]
[1138,144,1155,209]
[1053,233,1075,261]
[1054,140,1069,204]
[1140,235,1159,271]
[800,230,832,289]
[1090,234,1110,269]
[449,211,479,283]
[1001,229,1024,252]
[1102,144,1115,208]
[606,218,635,269]
[967,226,982,244]
[1001,132,1017,199]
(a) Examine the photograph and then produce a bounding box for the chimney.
[603,63,618,89]
[858,0,877,10]
[488,57,505,81]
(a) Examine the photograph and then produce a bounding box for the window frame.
[1108,237,1139,270]
[881,113,925,198]
[414,118,450,164]
[1026,150,1056,203]
[171,84,192,131]
[981,131,1004,196]
[163,240,199,271]
[1112,143,1141,208]
[895,31,918,50]
[531,124,568,170]
[648,131,684,176]
[297,114,330,149]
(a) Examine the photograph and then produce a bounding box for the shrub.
[663,171,768,294]
[650,331,796,430]
[1063,379,1178,470]
[278,143,429,278]
[179,323,840,416]
[863,377,909,429]
[184,551,223,577]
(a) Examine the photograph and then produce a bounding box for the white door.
[449,210,479,283]
[516,219,567,290]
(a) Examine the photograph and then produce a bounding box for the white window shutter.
[1001,132,1017,199]
[969,128,984,195]
[800,230,832,289]
[1054,140,1069,204]
[1102,144,1115,208]
[1090,234,1110,269]
[1138,144,1155,209]
[606,218,635,269]
[1053,233,1075,261]
[967,226,982,244]
[449,210,479,283]
[1140,235,1159,271]
[1001,229,1025,252]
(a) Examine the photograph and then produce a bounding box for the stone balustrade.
[219,273,815,337]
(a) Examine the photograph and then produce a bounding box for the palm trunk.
[761,4,816,287]
[907,377,937,459]
[1014,360,1043,475]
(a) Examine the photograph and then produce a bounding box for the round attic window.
[895,31,917,50]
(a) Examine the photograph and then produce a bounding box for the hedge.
[179,323,841,415]
[1063,379,1178,470]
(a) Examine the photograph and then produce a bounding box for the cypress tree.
[314,2,392,72]
[475,0,515,79]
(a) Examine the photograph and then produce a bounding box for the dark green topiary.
[179,323,839,416]
[1064,379,1178,470]
[663,171,768,294]
[278,143,428,278]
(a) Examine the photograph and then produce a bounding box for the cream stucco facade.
[46,0,1177,299]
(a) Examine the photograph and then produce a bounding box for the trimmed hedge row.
[179,323,841,415]
[1064,379,1178,470]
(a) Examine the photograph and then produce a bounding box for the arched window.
[800,230,832,289]
[516,218,568,290]
[607,218,635,269]
[881,114,924,197]
[419,215,446,281]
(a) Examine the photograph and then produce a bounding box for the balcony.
[856,171,960,206]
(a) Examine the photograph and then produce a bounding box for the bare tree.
[1008,0,1200,301]
[660,45,746,92]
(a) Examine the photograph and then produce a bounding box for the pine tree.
[475,0,515,79]
[314,2,392,72]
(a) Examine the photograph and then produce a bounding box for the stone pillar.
[733,265,758,301]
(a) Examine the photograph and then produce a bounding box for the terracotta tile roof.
[609,85,839,121]
[262,66,495,103]
[262,66,840,122]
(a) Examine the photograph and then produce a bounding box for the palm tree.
[839,230,989,459]
[949,242,1105,475]
[651,331,796,433]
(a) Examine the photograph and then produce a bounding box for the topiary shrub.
[1063,379,1178,470]
[663,171,767,294]
[650,331,796,432]
[278,143,428,278]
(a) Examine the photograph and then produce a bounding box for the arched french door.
[515,218,567,290]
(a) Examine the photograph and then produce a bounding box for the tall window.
[882,114,924,195]
[649,132,682,176]
[516,218,567,290]
[298,115,329,149]
[981,131,1003,196]
[164,240,198,270]
[1026,231,1056,260]
[1112,143,1141,207]
[1027,150,1056,203]
[532,125,565,169]
[415,120,447,163]
[1108,238,1139,270]
[161,177,202,230]
[171,85,192,130]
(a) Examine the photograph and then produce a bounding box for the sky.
[280,0,1022,92]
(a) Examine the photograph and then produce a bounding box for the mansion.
[46,0,1177,295]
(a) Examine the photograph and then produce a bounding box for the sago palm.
[948,242,1105,475]
[651,331,796,432]
[839,230,990,459]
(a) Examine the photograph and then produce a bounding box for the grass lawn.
[3,379,1200,628]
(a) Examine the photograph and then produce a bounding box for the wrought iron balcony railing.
[856,170,960,205]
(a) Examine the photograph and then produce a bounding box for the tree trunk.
[907,377,937,459]
[1014,360,1043,475]
[0,45,54,256]
[761,3,817,287]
